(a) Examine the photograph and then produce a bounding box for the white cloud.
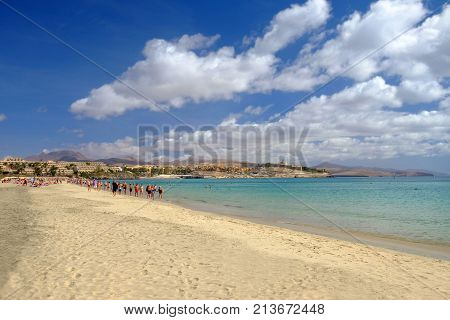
[171,77,450,163]
[70,0,331,119]
[217,105,270,127]
[263,76,450,162]
[74,77,450,163]
[244,105,266,115]
[176,33,220,50]
[440,97,450,111]
[219,113,242,126]
[0,114,6,122]
[397,80,448,104]
[380,3,450,82]
[295,0,426,79]
[70,35,275,119]
[276,76,447,139]
[66,0,450,164]
[279,0,450,93]
[77,137,138,160]
[251,0,330,55]
[70,0,449,119]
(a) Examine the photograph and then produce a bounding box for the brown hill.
[26,150,88,162]
[315,162,434,177]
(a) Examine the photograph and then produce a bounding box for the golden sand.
[0,183,449,299]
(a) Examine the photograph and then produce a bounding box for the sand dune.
[0,183,449,299]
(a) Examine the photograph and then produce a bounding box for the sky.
[0,0,449,172]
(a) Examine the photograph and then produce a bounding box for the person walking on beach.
[134,184,139,197]
[112,181,118,196]
[150,185,155,200]
[123,182,127,195]
[158,186,164,199]
[87,180,91,192]
[146,185,151,199]
[139,184,144,197]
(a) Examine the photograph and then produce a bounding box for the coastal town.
[0,156,328,179]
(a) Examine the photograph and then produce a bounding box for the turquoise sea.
[110,177,450,246]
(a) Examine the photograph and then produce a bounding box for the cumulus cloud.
[74,76,450,163]
[397,80,448,104]
[315,0,426,79]
[251,0,330,55]
[67,0,450,164]
[70,0,330,119]
[276,77,448,140]
[71,0,449,119]
[77,137,139,160]
[255,76,449,162]
[279,0,450,92]
[0,114,6,122]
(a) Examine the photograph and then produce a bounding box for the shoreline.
[168,198,450,261]
[1,183,449,299]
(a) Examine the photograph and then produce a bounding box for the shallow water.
[108,177,450,246]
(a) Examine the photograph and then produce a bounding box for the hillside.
[25,150,88,162]
[315,162,434,177]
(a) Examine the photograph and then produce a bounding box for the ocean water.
[110,177,450,245]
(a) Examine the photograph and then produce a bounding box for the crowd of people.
[2,176,165,200]
[1,176,63,187]
[68,178,164,200]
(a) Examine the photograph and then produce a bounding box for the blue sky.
[0,0,449,172]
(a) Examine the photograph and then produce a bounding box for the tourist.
[112,181,118,196]
[150,185,155,200]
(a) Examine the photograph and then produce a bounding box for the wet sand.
[171,198,450,260]
[0,183,449,299]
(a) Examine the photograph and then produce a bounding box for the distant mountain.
[95,157,138,165]
[26,150,88,162]
[315,162,436,177]
[315,162,348,169]
[25,149,143,165]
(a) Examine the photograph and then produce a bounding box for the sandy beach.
[0,183,449,299]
